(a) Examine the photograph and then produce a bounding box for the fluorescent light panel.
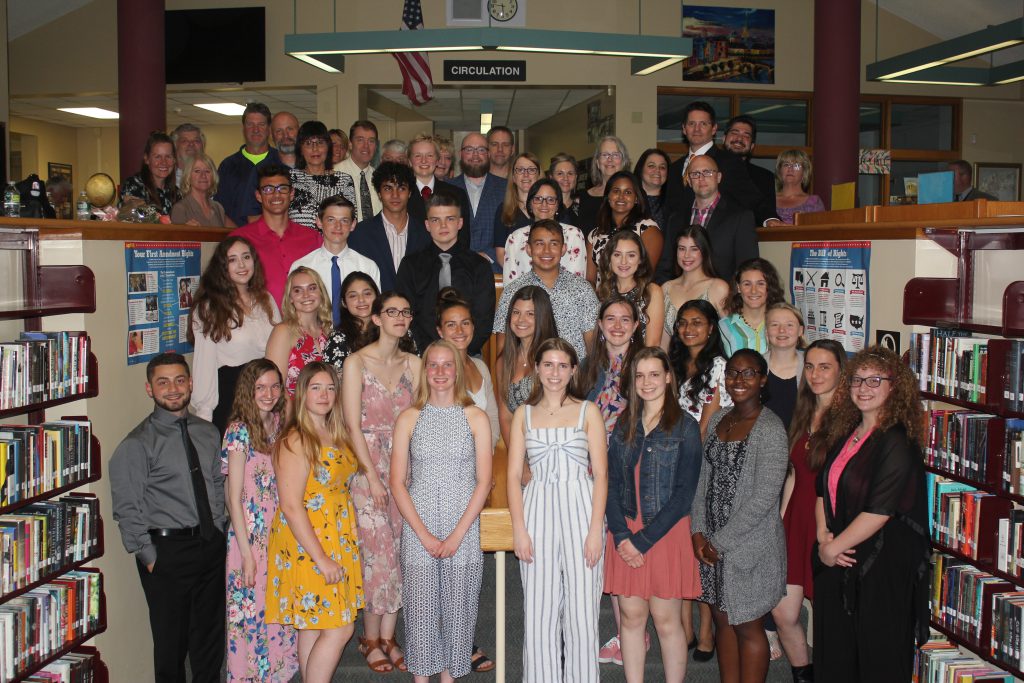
[194,103,248,116]
[879,40,1023,80]
[884,79,985,86]
[291,53,342,72]
[58,107,119,119]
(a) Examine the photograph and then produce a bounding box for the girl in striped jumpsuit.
[507,338,609,681]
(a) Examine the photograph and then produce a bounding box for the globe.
[84,173,116,208]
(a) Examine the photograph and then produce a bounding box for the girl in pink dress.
[222,359,297,682]
[341,292,421,673]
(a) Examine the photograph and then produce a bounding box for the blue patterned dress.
[221,418,298,682]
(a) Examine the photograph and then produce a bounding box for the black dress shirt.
[395,241,496,355]
[109,405,226,565]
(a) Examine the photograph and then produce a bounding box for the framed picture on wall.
[975,162,1021,202]
[48,162,73,186]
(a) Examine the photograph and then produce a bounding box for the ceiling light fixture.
[58,107,119,119]
[286,28,691,76]
[194,103,248,116]
[866,17,1024,85]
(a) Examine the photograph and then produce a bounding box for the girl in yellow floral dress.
[266,361,365,683]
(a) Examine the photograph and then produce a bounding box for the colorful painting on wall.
[682,5,775,84]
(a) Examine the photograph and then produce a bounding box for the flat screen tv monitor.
[165,8,266,84]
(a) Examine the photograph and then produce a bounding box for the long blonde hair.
[280,266,333,335]
[412,340,474,409]
[274,362,351,469]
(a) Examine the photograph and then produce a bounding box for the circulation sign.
[443,60,526,81]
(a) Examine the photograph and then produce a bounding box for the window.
[738,98,808,147]
[656,93,730,143]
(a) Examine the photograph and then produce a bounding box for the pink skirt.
[604,513,701,601]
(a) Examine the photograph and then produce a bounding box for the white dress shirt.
[382,213,411,272]
[337,158,381,222]
[289,244,382,300]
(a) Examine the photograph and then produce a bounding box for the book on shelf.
[26,647,99,682]
[917,635,1016,681]
[910,329,990,403]
[0,421,92,508]
[0,493,100,596]
[0,332,90,411]
[1003,421,1024,497]
[0,570,102,681]
[927,410,993,483]
[930,476,1016,566]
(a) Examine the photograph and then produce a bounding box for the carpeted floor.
[322,551,803,682]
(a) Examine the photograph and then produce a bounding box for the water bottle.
[4,182,20,218]
[76,191,91,221]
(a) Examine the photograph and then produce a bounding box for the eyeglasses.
[302,138,328,149]
[724,368,762,380]
[259,184,292,195]
[598,152,623,161]
[781,162,804,171]
[531,196,559,205]
[461,146,487,155]
[850,375,892,388]
[382,307,413,318]
[514,167,539,176]
[688,169,716,180]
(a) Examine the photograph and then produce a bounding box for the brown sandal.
[380,637,408,672]
[358,636,394,673]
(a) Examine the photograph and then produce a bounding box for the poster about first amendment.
[125,241,200,365]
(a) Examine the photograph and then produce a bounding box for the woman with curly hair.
[669,299,730,439]
[323,271,379,373]
[586,171,663,286]
[719,257,785,356]
[222,359,297,682]
[597,229,665,347]
[813,346,929,682]
[190,236,280,433]
[265,362,365,683]
[265,267,332,405]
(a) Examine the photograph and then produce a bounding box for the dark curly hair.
[728,257,785,314]
[188,236,276,344]
[668,299,725,409]
[337,271,379,353]
[824,345,926,450]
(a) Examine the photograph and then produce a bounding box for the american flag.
[393,0,434,106]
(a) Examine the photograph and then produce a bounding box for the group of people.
[108,98,932,683]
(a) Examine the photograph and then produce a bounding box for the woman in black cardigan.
[813,346,930,682]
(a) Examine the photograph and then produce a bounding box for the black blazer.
[655,194,759,284]
[744,161,780,226]
[407,180,472,250]
[348,213,431,292]
[664,145,762,218]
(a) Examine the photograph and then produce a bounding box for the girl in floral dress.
[223,359,297,682]
[265,267,331,417]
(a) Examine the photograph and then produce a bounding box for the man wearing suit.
[656,155,758,284]
[723,115,783,226]
[949,160,997,202]
[348,162,430,292]
[447,131,508,272]
[407,134,472,250]
[664,101,762,219]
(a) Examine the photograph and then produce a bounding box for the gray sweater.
[691,407,789,624]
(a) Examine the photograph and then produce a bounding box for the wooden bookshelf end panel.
[1004,281,1024,337]
[904,278,960,326]
[0,265,96,320]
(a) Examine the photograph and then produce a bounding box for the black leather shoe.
[792,664,814,682]
[692,644,715,662]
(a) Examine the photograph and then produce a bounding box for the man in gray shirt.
[109,352,225,683]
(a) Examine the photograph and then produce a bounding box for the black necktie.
[178,418,215,539]
[359,171,373,222]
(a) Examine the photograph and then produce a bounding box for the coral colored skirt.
[603,464,701,600]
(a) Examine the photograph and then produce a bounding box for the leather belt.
[148,526,201,538]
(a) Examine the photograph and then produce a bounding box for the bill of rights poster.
[790,241,870,353]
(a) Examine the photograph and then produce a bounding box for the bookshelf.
[0,227,107,683]
[906,226,1024,679]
